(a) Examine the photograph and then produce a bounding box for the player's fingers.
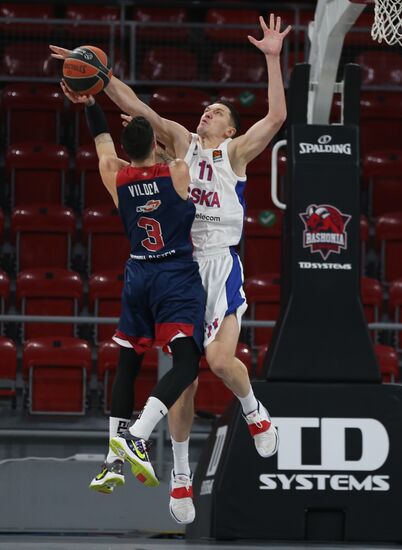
[282,25,292,37]
[247,35,259,47]
[259,15,269,33]
[269,13,275,30]
[275,16,281,32]
[121,114,133,122]
[49,45,70,58]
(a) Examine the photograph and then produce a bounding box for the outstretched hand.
[248,14,291,56]
[60,80,94,106]
[49,44,72,60]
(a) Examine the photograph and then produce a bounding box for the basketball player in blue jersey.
[52,13,289,524]
[60,81,206,520]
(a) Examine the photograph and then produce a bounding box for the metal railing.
[0,16,400,90]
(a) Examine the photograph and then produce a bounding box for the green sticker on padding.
[258,210,276,227]
[239,91,256,108]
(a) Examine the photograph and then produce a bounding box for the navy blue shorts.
[113,257,206,354]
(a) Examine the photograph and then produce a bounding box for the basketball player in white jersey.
[50,13,290,524]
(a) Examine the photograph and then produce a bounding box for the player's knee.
[207,352,233,380]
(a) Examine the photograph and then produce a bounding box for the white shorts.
[195,248,248,348]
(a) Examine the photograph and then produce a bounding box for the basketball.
[62,45,112,96]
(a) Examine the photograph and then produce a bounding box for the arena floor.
[0,536,401,550]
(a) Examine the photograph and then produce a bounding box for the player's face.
[197,103,236,139]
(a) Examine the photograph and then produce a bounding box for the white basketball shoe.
[243,400,279,457]
[169,470,195,524]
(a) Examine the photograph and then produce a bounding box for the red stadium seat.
[11,205,76,271]
[140,47,198,82]
[133,8,189,40]
[149,88,211,132]
[375,344,399,383]
[209,49,266,83]
[2,43,58,77]
[363,150,402,218]
[244,148,275,210]
[376,212,402,284]
[65,5,120,39]
[97,340,158,413]
[195,343,252,415]
[89,270,123,343]
[0,3,54,35]
[16,269,82,341]
[0,337,17,403]
[0,270,10,335]
[205,8,260,43]
[82,206,130,274]
[360,276,382,342]
[76,145,112,208]
[357,52,402,86]
[332,92,402,154]
[244,274,281,348]
[23,337,92,414]
[389,279,402,352]
[243,209,282,278]
[6,142,69,207]
[2,84,64,145]
[74,93,124,147]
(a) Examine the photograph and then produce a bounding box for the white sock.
[171,437,191,477]
[236,387,258,416]
[107,417,130,463]
[129,396,168,440]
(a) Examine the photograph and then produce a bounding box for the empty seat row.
[0,336,252,415]
[1,41,401,86]
[0,336,398,415]
[3,268,402,350]
[0,205,379,279]
[5,140,402,214]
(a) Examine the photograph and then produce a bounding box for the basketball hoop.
[371,0,402,45]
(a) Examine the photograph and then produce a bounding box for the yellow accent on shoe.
[110,438,159,488]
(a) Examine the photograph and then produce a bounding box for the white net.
[371,0,402,45]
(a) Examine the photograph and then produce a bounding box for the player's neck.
[199,135,226,150]
[130,152,156,168]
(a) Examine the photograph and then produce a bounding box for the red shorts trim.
[155,322,194,353]
[113,330,154,355]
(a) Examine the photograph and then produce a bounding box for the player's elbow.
[268,111,287,129]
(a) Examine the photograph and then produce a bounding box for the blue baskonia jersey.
[116,163,195,260]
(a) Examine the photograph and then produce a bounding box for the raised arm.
[50,45,192,157]
[106,76,191,157]
[228,15,291,174]
[60,81,126,207]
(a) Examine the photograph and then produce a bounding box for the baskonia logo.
[136,199,161,213]
[300,204,351,260]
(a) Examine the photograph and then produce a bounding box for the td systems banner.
[188,382,402,542]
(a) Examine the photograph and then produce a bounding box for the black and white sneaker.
[110,431,159,487]
[89,460,124,494]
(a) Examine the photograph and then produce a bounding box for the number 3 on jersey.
[138,217,165,252]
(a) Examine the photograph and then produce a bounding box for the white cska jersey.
[184,133,246,255]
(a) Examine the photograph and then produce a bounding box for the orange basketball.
[63,45,112,96]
